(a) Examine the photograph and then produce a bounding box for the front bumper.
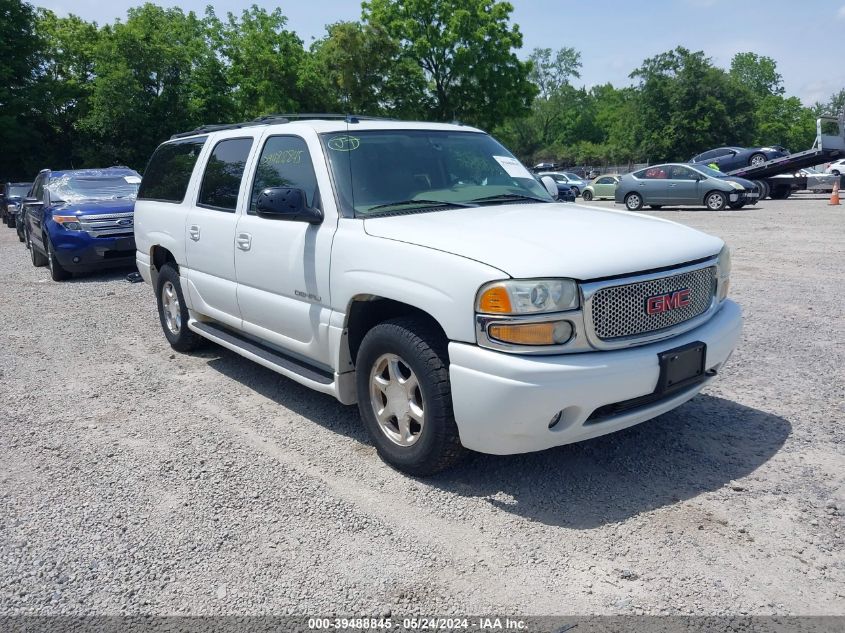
[52,232,136,271]
[448,299,742,455]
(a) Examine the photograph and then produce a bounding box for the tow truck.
[724,108,845,200]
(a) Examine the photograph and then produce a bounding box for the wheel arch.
[149,244,178,287]
[342,296,448,368]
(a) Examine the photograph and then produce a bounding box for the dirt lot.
[1,193,843,616]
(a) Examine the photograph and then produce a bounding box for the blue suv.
[24,167,141,281]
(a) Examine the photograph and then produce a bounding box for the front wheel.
[356,317,466,476]
[705,191,727,210]
[46,237,71,281]
[582,190,593,201]
[625,192,643,211]
[156,264,202,352]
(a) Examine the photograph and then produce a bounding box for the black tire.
[356,316,466,476]
[649,205,662,209]
[749,153,767,167]
[582,190,593,201]
[155,263,202,352]
[704,191,727,210]
[728,201,746,209]
[28,229,48,267]
[7,214,15,228]
[45,236,71,281]
[770,185,791,200]
[624,192,643,211]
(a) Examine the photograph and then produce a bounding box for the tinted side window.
[596,177,612,184]
[33,175,45,200]
[138,137,207,203]
[197,138,254,212]
[669,166,696,179]
[250,136,318,214]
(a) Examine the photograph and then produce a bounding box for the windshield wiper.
[469,193,551,205]
[367,198,477,212]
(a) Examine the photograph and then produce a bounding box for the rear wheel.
[45,236,71,281]
[156,264,202,352]
[356,317,466,476]
[582,190,593,201]
[770,185,791,199]
[705,191,727,210]
[749,153,767,167]
[625,192,643,211]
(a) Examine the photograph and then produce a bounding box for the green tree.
[82,3,229,168]
[754,95,815,151]
[729,52,785,100]
[0,0,43,178]
[220,5,311,118]
[630,47,755,162]
[307,21,426,116]
[528,47,581,99]
[362,0,535,129]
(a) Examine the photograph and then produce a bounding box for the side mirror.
[24,197,42,205]
[540,176,559,199]
[255,187,323,224]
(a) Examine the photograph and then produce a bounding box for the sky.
[37,0,845,107]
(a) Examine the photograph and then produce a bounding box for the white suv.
[134,115,742,475]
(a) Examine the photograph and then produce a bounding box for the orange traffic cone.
[831,179,841,206]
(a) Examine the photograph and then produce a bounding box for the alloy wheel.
[161,281,181,335]
[369,353,425,447]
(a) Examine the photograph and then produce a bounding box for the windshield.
[321,130,551,217]
[8,185,30,197]
[47,173,141,203]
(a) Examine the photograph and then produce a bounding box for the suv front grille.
[589,266,716,340]
[78,212,134,237]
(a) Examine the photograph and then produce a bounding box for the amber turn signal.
[477,285,512,313]
[488,321,573,346]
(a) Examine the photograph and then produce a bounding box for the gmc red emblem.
[646,288,691,315]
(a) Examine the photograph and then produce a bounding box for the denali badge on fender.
[646,288,691,315]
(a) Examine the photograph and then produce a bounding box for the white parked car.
[825,159,845,175]
[134,116,742,475]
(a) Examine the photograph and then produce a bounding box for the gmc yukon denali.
[134,115,742,475]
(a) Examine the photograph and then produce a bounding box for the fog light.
[73,256,81,263]
[548,411,563,429]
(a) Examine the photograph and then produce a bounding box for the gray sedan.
[615,163,758,211]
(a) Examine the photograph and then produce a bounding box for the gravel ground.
[0,193,843,617]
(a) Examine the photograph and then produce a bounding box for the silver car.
[537,171,588,197]
[615,163,758,211]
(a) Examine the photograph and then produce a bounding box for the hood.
[721,176,755,189]
[51,199,135,216]
[363,203,723,280]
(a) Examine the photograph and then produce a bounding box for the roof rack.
[169,113,397,139]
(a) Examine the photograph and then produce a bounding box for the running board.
[188,319,337,393]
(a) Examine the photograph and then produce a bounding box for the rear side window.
[250,136,319,214]
[139,137,207,203]
[197,138,254,212]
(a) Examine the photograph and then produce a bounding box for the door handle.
[236,232,252,251]
[189,225,200,241]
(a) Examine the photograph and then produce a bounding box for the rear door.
[184,135,257,329]
[233,131,338,366]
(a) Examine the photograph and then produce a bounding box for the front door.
[666,165,700,204]
[184,136,256,329]
[234,133,337,367]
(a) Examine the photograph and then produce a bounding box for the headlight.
[727,181,743,190]
[53,215,82,231]
[717,245,731,301]
[477,279,580,315]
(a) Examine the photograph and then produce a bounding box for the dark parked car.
[690,146,789,172]
[23,167,140,281]
[615,163,758,211]
[2,182,32,227]
[535,174,575,202]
